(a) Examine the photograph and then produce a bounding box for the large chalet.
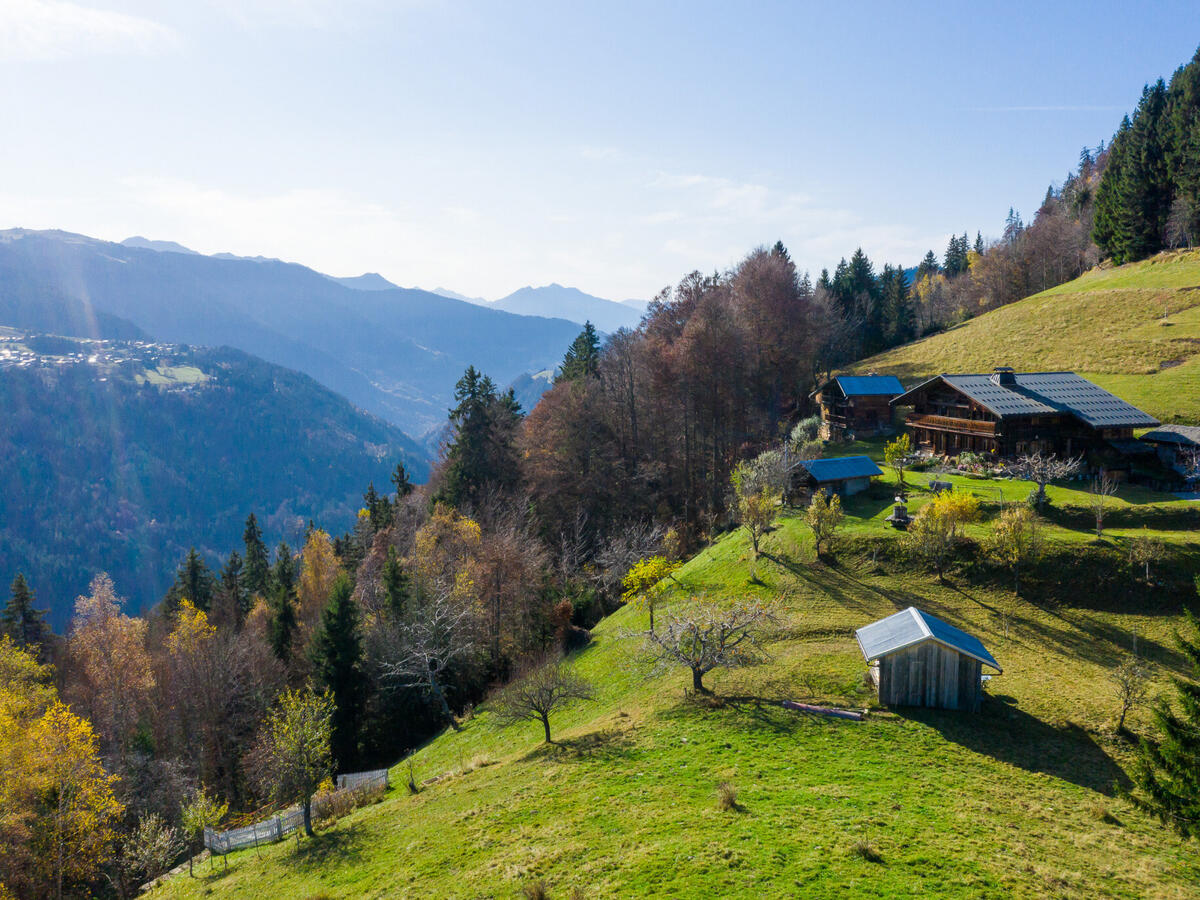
[891,367,1159,458]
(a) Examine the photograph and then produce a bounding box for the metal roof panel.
[798,455,883,482]
[855,607,1001,671]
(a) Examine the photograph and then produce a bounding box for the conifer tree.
[310,573,365,768]
[269,542,298,662]
[215,551,246,628]
[435,366,522,508]
[557,321,602,383]
[1132,607,1200,838]
[974,231,985,254]
[242,513,271,601]
[163,548,216,616]
[381,546,411,618]
[2,573,50,655]
[391,462,414,500]
[916,250,940,280]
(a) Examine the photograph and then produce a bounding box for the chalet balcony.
[906,413,997,436]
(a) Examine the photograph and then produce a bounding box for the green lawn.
[152,466,1200,899]
[854,249,1200,423]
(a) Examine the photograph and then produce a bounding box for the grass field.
[855,249,1200,424]
[152,461,1200,899]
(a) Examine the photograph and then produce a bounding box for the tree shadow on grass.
[285,826,368,874]
[520,726,638,764]
[896,695,1131,795]
[660,690,847,737]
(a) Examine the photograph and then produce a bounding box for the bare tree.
[376,590,477,730]
[1088,471,1119,538]
[1110,655,1150,732]
[642,597,780,693]
[592,520,663,601]
[491,654,594,743]
[1009,452,1083,506]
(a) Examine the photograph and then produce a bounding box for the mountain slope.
[327,272,401,291]
[0,230,581,438]
[494,283,643,332]
[0,331,425,625]
[855,249,1200,424]
[150,463,1200,898]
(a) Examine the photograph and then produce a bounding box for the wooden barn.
[790,455,882,501]
[890,367,1158,458]
[1140,424,1200,488]
[856,607,1001,712]
[811,374,905,440]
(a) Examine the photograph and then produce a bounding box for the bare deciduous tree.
[642,597,780,693]
[491,654,594,743]
[376,591,477,730]
[1088,471,1119,538]
[1009,452,1083,506]
[1110,655,1150,732]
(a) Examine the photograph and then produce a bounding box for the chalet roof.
[1141,424,1200,447]
[811,374,905,399]
[892,371,1159,429]
[856,607,1001,672]
[797,455,883,482]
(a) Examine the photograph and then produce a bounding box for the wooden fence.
[204,769,389,854]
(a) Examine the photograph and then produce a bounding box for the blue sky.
[1,1,1197,301]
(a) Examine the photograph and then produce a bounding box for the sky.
[1,1,1197,302]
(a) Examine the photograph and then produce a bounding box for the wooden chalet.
[891,367,1159,458]
[856,607,1001,712]
[1140,424,1200,488]
[811,374,905,440]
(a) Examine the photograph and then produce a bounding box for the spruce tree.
[215,550,246,628]
[1132,607,1200,838]
[435,366,521,508]
[974,231,985,255]
[1165,49,1200,245]
[557,321,602,383]
[916,250,940,280]
[391,462,414,500]
[163,547,216,616]
[311,573,365,769]
[2,573,50,655]
[381,546,411,618]
[243,513,271,601]
[269,542,298,662]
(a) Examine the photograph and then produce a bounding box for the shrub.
[849,839,882,863]
[716,782,739,811]
[522,879,550,900]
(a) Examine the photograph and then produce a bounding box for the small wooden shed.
[791,455,882,501]
[855,607,1000,712]
[810,374,905,440]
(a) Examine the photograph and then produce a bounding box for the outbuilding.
[811,373,905,440]
[856,607,1001,712]
[791,455,882,501]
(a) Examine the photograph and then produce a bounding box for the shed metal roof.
[893,371,1159,429]
[798,455,883,482]
[1141,424,1200,447]
[855,607,1001,671]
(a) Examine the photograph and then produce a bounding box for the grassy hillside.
[856,250,1200,424]
[153,461,1200,899]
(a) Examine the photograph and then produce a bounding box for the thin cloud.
[0,0,177,61]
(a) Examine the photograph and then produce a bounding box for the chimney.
[990,366,1016,386]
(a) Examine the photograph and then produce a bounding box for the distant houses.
[890,367,1159,458]
[856,607,1001,712]
[810,374,904,441]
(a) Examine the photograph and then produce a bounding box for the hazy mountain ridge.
[0,229,581,440]
[492,283,643,332]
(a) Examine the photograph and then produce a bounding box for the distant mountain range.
[0,331,422,625]
[490,284,644,333]
[0,229,583,445]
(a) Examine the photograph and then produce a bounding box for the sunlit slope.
[152,472,1200,898]
[856,250,1200,423]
